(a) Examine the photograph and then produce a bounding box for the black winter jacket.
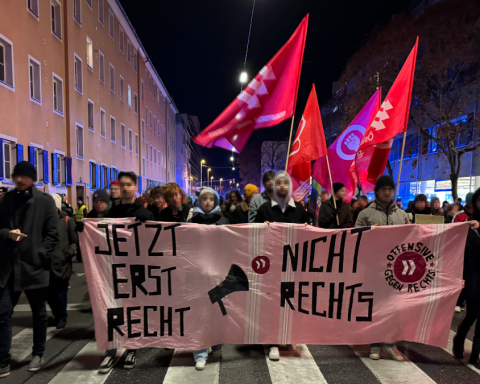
[0,188,59,291]
[157,204,191,223]
[51,212,77,280]
[255,199,308,224]
[105,199,154,220]
[318,198,353,229]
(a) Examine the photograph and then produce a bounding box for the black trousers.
[456,299,480,340]
[0,285,48,367]
[47,276,69,323]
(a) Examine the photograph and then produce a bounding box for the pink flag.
[312,89,381,202]
[194,16,309,152]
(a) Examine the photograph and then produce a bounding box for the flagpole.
[285,116,296,170]
[394,130,407,203]
[325,154,339,226]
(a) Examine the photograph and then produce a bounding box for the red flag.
[194,15,309,152]
[356,38,419,193]
[289,162,311,202]
[287,84,327,169]
[312,89,381,203]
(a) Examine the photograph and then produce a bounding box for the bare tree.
[261,141,288,174]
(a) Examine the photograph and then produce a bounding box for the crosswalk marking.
[351,345,436,384]
[48,340,123,384]
[445,330,480,375]
[265,344,328,384]
[163,349,220,384]
[11,328,59,363]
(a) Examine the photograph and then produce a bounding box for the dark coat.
[411,207,432,223]
[105,199,154,220]
[233,201,250,224]
[463,226,480,302]
[189,213,229,225]
[318,198,353,229]
[51,211,77,280]
[157,204,191,223]
[61,202,74,217]
[0,187,59,291]
[255,199,308,224]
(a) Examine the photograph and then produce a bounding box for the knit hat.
[92,189,109,203]
[465,192,474,205]
[77,196,84,203]
[374,175,395,193]
[332,182,345,194]
[244,184,259,200]
[12,161,37,181]
[199,187,216,200]
[51,194,62,211]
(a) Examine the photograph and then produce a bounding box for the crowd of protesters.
[0,161,479,377]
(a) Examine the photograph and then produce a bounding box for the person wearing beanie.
[75,196,88,223]
[233,184,259,223]
[318,182,353,229]
[355,175,408,362]
[47,194,77,330]
[0,161,59,375]
[109,180,121,205]
[87,189,110,218]
[453,188,480,366]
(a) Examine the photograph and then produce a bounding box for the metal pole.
[200,163,202,188]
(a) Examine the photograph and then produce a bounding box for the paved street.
[3,261,480,384]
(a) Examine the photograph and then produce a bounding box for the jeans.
[105,349,117,357]
[193,344,222,362]
[371,343,394,348]
[47,277,69,322]
[0,285,48,366]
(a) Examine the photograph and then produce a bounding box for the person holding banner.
[411,194,431,223]
[317,183,353,229]
[248,171,275,223]
[355,175,408,361]
[188,187,228,370]
[453,188,480,366]
[157,183,193,223]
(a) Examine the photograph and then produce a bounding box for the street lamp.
[236,183,239,188]
[210,176,214,187]
[200,160,205,187]
[220,178,223,193]
[240,71,248,84]
[207,168,211,186]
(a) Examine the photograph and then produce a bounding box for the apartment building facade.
[0,0,178,208]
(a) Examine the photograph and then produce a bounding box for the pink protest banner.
[79,220,468,351]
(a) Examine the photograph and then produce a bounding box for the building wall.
[0,0,178,209]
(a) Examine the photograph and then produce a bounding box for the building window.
[133,93,138,114]
[127,39,131,63]
[29,56,41,103]
[86,0,92,9]
[99,50,105,82]
[1,139,16,180]
[119,26,124,53]
[86,36,93,70]
[150,145,153,163]
[109,63,114,92]
[53,152,66,186]
[74,54,82,93]
[154,147,157,164]
[28,0,39,17]
[110,116,116,143]
[149,74,152,93]
[51,1,62,38]
[98,0,104,25]
[142,158,146,177]
[153,82,156,100]
[120,76,124,101]
[100,108,106,137]
[88,100,94,131]
[141,120,145,140]
[135,133,139,155]
[158,151,160,167]
[133,50,137,72]
[89,161,97,189]
[76,124,84,158]
[145,106,148,125]
[128,129,133,152]
[141,80,144,101]
[121,124,126,148]
[53,74,64,114]
[109,10,114,39]
[73,0,81,24]
[111,166,117,180]
[0,35,14,89]
[145,142,148,160]
[29,146,44,183]
[127,84,132,108]
[149,111,152,128]
[102,165,108,187]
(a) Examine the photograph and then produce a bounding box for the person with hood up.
[233,184,259,224]
[248,171,275,223]
[59,194,74,217]
[188,187,227,370]
[452,189,480,366]
[157,183,193,222]
[430,197,443,217]
[48,194,77,330]
[0,161,58,376]
[411,194,431,223]
[255,171,309,225]
[87,189,110,218]
[318,182,353,229]
[356,176,409,361]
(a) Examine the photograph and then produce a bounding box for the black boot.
[453,332,467,359]
[469,337,480,366]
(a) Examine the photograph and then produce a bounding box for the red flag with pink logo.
[194,16,309,152]
[287,84,327,202]
[356,38,419,193]
[312,89,381,203]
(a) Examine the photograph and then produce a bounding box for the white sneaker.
[384,345,404,361]
[269,347,280,361]
[455,306,461,313]
[195,359,207,371]
[212,349,222,358]
[369,347,380,360]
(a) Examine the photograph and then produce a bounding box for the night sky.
[118,0,411,182]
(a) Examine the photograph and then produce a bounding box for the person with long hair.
[430,197,443,216]
[157,183,193,222]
